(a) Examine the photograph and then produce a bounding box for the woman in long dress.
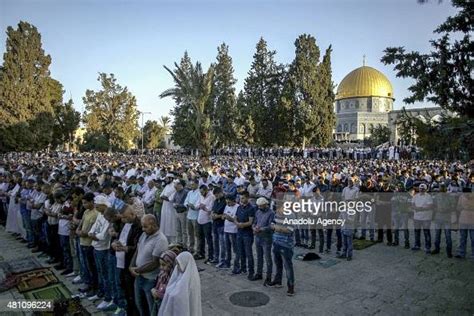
[158,252,201,316]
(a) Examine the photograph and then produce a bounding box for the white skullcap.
[94,195,111,207]
[165,173,175,178]
[256,197,269,206]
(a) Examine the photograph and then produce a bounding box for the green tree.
[366,125,391,147]
[382,0,473,158]
[52,98,81,150]
[0,21,58,151]
[281,34,335,147]
[82,73,139,152]
[143,120,165,149]
[244,38,285,146]
[211,43,238,147]
[317,46,336,146]
[168,52,195,149]
[161,59,215,158]
[235,91,255,145]
[159,116,171,134]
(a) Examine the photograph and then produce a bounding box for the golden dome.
[336,66,394,101]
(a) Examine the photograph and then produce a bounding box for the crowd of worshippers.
[206,144,421,160]
[0,152,473,316]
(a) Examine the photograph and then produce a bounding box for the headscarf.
[154,250,178,299]
[158,252,201,316]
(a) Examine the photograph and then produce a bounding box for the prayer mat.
[0,256,43,274]
[353,239,377,250]
[318,258,340,268]
[16,268,58,293]
[23,283,71,300]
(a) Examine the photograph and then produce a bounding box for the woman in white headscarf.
[158,251,201,316]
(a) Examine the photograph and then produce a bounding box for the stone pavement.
[1,225,473,315]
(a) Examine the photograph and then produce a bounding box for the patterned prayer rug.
[16,268,58,293]
[23,283,71,300]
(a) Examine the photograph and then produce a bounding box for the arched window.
[343,123,349,132]
[360,123,366,134]
[337,124,342,132]
[350,123,356,133]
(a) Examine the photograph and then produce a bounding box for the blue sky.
[1,0,457,123]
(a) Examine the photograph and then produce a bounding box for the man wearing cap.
[252,197,274,284]
[159,174,177,243]
[412,183,433,253]
[87,195,112,308]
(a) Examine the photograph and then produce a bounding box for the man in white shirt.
[301,178,316,198]
[219,195,239,269]
[234,171,246,187]
[184,179,201,254]
[196,185,215,262]
[412,183,433,253]
[141,180,157,214]
[88,195,112,308]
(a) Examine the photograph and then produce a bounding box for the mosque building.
[333,60,444,144]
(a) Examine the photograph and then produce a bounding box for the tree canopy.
[0,21,79,152]
[82,73,139,152]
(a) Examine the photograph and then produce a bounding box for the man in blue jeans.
[455,189,474,259]
[130,214,168,316]
[211,187,226,265]
[233,191,255,280]
[220,195,239,269]
[87,195,112,309]
[252,197,274,285]
[19,179,33,244]
[268,204,295,296]
[432,185,453,257]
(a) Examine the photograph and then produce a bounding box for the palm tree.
[160,61,214,159]
[159,115,171,134]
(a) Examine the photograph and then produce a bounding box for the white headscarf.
[158,251,201,316]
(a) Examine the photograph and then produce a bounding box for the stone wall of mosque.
[335,96,392,140]
[335,97,393,114]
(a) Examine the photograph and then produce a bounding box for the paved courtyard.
[1,225,473,315]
